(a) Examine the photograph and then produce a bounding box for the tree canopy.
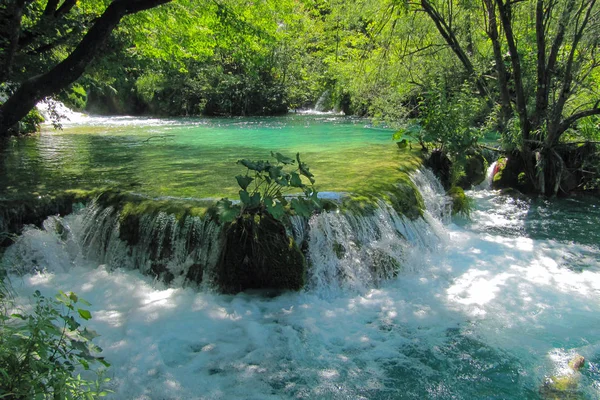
[1,0,600,193]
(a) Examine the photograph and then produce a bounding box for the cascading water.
[2,169,600,399]
[475,160,498,190]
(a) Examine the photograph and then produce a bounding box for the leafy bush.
[214,152,322,223]
[58,84,88,112]
[16,108,45,135]
[393,82,484,154]
[0,288,110,399]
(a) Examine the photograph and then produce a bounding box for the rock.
[215,213,306,293]
[540,354,585,399]
[491,156,534,192]
[457,153,488,189]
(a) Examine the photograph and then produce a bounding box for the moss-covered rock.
[491,156,534,193]
[456,153,488,189]
[340,178,424,220]
[539,354,585,400]
[216,212,306,293]
[447,186,472,217]
[0,191,92,247]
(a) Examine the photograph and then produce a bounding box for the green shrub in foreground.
[0,288,110,399]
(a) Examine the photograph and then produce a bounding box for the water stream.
[3,163,600,399]
[2,112,600,398]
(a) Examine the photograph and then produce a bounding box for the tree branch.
[557,104,600,135]
[0,0,172,136]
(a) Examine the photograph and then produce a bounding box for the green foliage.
[447,186,473,217]
[58,84,88,112]
[215,152,321,223]
[18,108,45,134]
[421,82,483,154]
[393,82,484,154]
[0,287,110,399]
[574,116,600,141]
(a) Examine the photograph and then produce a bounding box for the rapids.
[2,166,600,399]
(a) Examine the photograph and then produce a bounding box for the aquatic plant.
[214,152,321,223]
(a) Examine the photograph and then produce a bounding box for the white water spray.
[3,168,600,399]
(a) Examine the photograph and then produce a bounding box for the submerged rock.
[540,354,586,399]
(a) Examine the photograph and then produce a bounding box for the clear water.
[0,114,416,199]
[2,117,600,399]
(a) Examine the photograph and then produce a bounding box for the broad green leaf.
[271,151,294,164]
[81,328,100,341]
[296,153,315,184]
[290,171,303,187]
[239,189,251,205]
[235,175,254,190]
[78,308,92,320]
[291,198,312,217]
[249,192,261,208]
[65,315,81,330]
[266,201,286,220]
[69,292,78,303]
[268,165,283,179]
[238,159,268,172]
[98,357,111,367]
[216,198,240,223]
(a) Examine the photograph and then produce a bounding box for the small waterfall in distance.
[2,169,451,293]
[314,89,332,112]
[476,161,498,190]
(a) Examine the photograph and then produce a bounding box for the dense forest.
[1,0,600,194]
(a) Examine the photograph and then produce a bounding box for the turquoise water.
[2,116,600,399]
[0,114,414,199]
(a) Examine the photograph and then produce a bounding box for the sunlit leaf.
[216,198,240,223]
[266,201,286,220]
[290,171,303,187]
[77,309,92,321]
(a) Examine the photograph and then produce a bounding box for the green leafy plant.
[215,152,321,223]
[393,82,483,155]
[0,288,111,399]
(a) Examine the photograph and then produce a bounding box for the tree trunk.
[0,0,171,137]
[420,0,491,102]
[0,0,31,83]
[483,0,512,130]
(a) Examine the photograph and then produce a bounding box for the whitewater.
[3,169,600,399]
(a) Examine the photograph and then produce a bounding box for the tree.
[416,0,600,195]
[0,0,171,138]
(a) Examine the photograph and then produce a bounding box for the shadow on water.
[465,190,600,273]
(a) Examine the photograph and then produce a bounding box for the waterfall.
[314,89,332,112]
[3,201,223,287]
[2,169,450,293]
[476,161,498,190]
[36,98,89,124]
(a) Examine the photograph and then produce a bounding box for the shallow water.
[0,114,417,199]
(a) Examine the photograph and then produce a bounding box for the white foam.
[3,176,600,398]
